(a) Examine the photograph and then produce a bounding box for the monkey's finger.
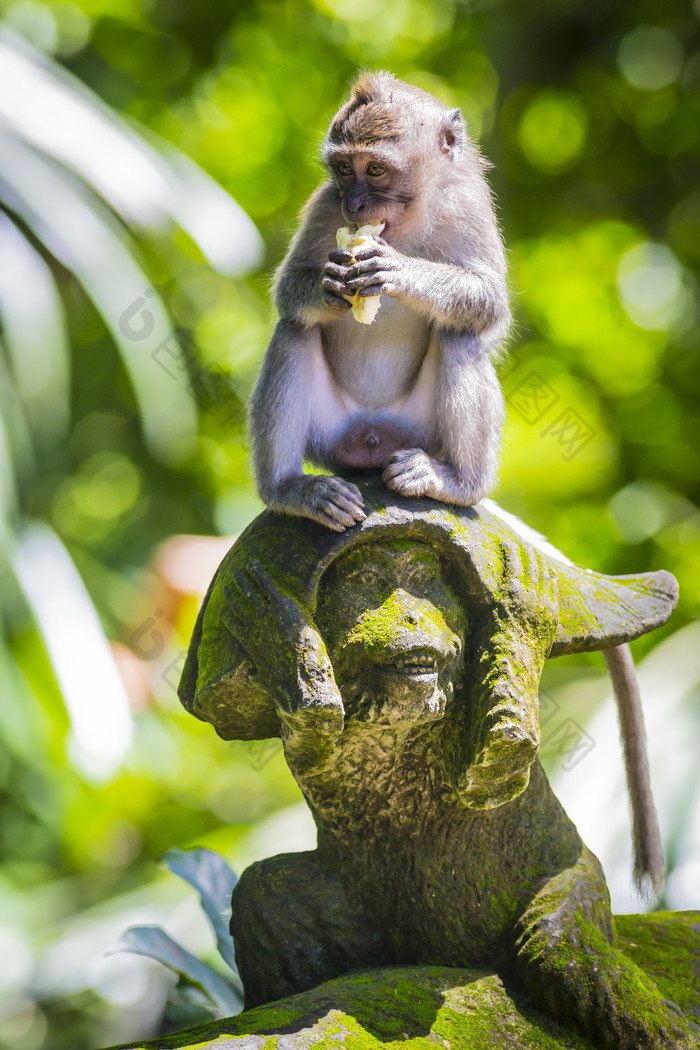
[328,249,354,265]
[346,274,390,292]
[382,462,403,482]
[327,477,365,509]
[323,262,350,281]
[317,505,352,532]
[352,245,388,262]
[346,258,387,278]
[322,291,352,312]
[321,501,356,528]
[322,275,348,293]
[359,283,396,297]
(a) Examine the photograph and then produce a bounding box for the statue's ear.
[550,565,678,657]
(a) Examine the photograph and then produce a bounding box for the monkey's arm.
[345,239,510,343]
[273,183,352,326]
[250,318,366,530]
[220,564,344,775]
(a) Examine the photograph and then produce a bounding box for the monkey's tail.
[603,643,665,899]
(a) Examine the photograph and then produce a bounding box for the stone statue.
[179,480,692,1049]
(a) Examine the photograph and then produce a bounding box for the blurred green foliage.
[0,0,698,1047]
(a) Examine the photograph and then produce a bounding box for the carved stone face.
[315,542,465,728]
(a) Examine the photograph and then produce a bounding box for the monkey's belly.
[329,417,424,470]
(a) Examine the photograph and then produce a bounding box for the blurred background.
[0,0,698,1046]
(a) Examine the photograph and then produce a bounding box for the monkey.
[247,71,665,899]
[249,71,510,533]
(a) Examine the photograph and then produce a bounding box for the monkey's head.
[322,71,480,235]
[315,542,464,728]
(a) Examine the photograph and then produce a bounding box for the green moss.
[616,911,700,1017]
[344,591,453,653]
[99,917,700,1050]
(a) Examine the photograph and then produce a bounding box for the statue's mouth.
[384,647,439,679]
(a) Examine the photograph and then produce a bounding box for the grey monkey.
[248,72,665,898]
[250,71,510,533]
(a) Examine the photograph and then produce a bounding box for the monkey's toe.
[304,475,366,531]
[382,448,437,498]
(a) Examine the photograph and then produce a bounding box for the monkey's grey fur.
[250,71,510,532]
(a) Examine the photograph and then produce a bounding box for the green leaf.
[162,847,239,975]
[0,212,70,447]
[109,925,242,1017]
[0,30,264,275]
[0,126,198,465]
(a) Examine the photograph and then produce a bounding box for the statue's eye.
[337,162,353,177]
[366,162,386,177]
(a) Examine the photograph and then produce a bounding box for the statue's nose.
[383,589,462,660]
[391,588,423,626]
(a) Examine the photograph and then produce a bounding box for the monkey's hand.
[345,240,508,333]
[271,474,366,533]
[321,249,354,315]
[221,565,344,769]
[344,238,406,299]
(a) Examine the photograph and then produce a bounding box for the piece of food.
[335,222,386,325]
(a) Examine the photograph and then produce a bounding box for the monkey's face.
[328,149,416,234]
[316,543,464,727]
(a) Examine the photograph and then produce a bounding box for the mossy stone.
[99,912,700,1049]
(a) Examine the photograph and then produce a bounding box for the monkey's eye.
[366,162,387,177]
[337,162,353,177]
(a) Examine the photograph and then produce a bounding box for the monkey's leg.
[382,330,503,506]
[250,318,366,531]
[231,851,380,1009]
[511,847,692,1049]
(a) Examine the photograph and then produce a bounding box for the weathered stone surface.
[101,912,700,1049]
[173,481,690,1048]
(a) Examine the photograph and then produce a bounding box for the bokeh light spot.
[617,242,687,331]
[608,481,671,543]
[618,25,684,92]
[517,92,588,172]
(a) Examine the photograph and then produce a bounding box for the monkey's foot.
[513,856,694,1049]
[272,475,366,532]
[382,449,482,505]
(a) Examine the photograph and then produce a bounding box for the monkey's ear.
[439,108,465,158]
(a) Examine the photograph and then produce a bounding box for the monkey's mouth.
[384,647,439,679]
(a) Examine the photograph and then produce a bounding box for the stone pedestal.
[102,913,699,1049]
